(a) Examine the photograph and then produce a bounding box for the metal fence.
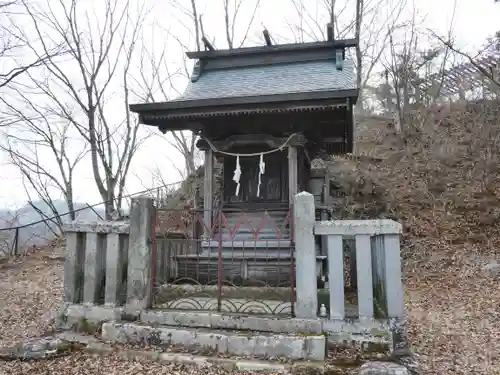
[152,206,296,316]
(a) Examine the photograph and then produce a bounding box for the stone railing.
[293,192,405,321]
[63,196,154,310]
[314,219,404,320]
[63,221,130,306]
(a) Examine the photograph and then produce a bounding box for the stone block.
[101,322,326,361]
[126,196,154,311]
[358,361,409,375]
[139,310,323,334]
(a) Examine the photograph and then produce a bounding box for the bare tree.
[131,41,198,179]
[0,0,64,91]
[285,0,350,42]
[134,0,260,180]
[286,0,407,110]
[221,0,261,49]
[354,0,363,94]
[0,88,87,234]
[386,18,419,133]
[14,0,149,219]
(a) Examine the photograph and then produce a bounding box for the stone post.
[293,191,318,319]
[126,196,154,311]
[383,233,409,355]
[355,234,374,319]
[82,233,106,305]
[203,149,213,238]
[104,229,129,306]
[63,232,84,303]
[288,146,298,204]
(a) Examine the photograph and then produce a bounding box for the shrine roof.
[130,39,358,129]
[172,59,356,102]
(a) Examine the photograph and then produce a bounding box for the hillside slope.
[348,103,500,375]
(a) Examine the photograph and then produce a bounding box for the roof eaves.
[144,103,348,122]
[129,89,358,114]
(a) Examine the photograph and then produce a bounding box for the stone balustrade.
[314,219,404,320]
[62,192,407,354]
[293,192,407,354]
[63,196,154,311]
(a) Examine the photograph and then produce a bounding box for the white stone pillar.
[105,232,128,306]
[126,196,154,311]
[293,191,317,318]
[355,234,374,319]
[326,234,345,319]
[383,234,405,318]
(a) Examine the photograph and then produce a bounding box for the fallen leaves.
[354,106,500,375]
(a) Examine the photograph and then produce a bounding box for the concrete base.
[101,321,326,361]
[85,341,325,374]
[56,303,129,331]
[58,304,398,357]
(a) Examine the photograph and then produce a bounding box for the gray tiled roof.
[173,59,356,101]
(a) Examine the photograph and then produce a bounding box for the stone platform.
[102,321,326,361]
[58,304,394,348]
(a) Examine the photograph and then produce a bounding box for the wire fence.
[0,180,184,260]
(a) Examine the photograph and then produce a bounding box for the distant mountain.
[0,199,109,257]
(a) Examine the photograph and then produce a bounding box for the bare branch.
[0,0,65,90]
[10,0,151,219]
[432,32,500,89]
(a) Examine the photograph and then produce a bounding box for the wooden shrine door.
[223,151,288,206]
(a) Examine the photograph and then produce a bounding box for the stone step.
[217,233,290,241]
[140,309,323,334]
[221,213,290,224]
[202,240,292,248]
[84,341,324,373]
[218,226,290,233]
[101,321,326,361]
[218,224,290,233]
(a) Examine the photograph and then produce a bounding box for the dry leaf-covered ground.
[355,103,500,375]
[2,103,500,374]
[0,252,237,375]
[0,252,63,348]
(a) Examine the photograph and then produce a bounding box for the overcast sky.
[0,0,499,210]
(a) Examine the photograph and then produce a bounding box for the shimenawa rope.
[201,133,298,197]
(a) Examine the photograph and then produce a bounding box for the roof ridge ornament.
[191,60,203,82]
[335,49,344,71]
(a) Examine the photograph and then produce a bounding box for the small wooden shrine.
[130,28,358,284]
